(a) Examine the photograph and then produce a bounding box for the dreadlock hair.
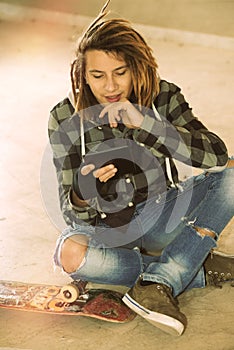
[71,0,159,113]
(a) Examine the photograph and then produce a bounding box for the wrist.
[71,189,89,207]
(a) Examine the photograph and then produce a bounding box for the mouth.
[105,94,122,103]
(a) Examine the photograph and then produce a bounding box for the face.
[85,50,133,104]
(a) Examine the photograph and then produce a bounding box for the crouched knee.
[60,235,89,274]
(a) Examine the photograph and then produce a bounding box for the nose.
[104,75,118,92]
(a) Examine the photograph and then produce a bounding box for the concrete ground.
[0,11,234,350]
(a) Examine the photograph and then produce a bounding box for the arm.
[133,81,228,169]
[48,99,98,226]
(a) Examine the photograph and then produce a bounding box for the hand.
[99,99,144,129]
[72,163,118,201]
[82,163,118,183]
[93,164,118,182]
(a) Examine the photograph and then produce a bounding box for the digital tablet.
[84,144,133,171]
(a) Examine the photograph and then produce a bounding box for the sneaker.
[122,279,187,336]
[204,251,234,288]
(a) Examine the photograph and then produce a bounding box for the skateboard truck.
[60,280,88,303]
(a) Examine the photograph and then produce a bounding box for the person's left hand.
[99,99,144,129]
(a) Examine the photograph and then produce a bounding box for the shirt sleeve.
[133,81,228,169]
[48,101,98,226]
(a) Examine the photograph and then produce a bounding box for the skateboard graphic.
[0,280,136,323]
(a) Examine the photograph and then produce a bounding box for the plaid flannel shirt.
[48,80,228,226]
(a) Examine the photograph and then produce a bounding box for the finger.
[93,164,117,181]
[99,104,121,127]
[99,104,109,119]
[99,169,118,182]
[81,163,96,175]
[109,117,116,128]
[93,164,115,178]
[99,167,118,182]
[109,109,120,128]
[102,107,120,128]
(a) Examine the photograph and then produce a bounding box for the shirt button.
[126,178,131,184]
[98,126,102,130]
[139,143,144,147]
[128,201,134,207]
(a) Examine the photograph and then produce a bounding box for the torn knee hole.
[63,256,86,274]
[194,226,216,239]
[60,237,88,274]
[181,217,217,239]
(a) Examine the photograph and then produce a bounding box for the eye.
[92,74,103,79]
[115,70,127,76]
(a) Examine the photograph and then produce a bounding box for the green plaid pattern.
[48,80,228,226]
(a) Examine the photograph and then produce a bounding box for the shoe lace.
[156,284,179,307]
[206,270,234,288]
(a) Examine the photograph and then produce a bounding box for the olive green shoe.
[122,279,187,336]
[204,251,234,288]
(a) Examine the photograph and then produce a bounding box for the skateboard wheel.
[60,284,79,303]
[47,298,65,311]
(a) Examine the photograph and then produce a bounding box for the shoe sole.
[122,293,184,336]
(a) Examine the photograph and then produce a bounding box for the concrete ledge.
[0,2,92,29]
[0,2,234,50]
[135,23,234,51]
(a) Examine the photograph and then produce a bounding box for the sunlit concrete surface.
[0,9,234,350]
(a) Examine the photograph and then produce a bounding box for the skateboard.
[0,280,136,323]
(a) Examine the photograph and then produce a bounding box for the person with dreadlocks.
[49,0,234,336]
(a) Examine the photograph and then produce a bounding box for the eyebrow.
[88,65,128,73]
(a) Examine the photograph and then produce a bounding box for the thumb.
[81,163,96,176]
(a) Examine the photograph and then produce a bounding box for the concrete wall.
[1,0,234,38]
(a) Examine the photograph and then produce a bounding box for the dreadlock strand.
[82,0,111,41]
[70,60,78,105]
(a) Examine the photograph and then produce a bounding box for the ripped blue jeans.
[54,166,234,297]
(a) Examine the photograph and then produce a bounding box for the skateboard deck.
[0,280,136,323]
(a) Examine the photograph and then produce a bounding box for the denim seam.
[132,248,145,285]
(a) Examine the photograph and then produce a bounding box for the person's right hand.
[72,163,118,201]
[93,164,118,182]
